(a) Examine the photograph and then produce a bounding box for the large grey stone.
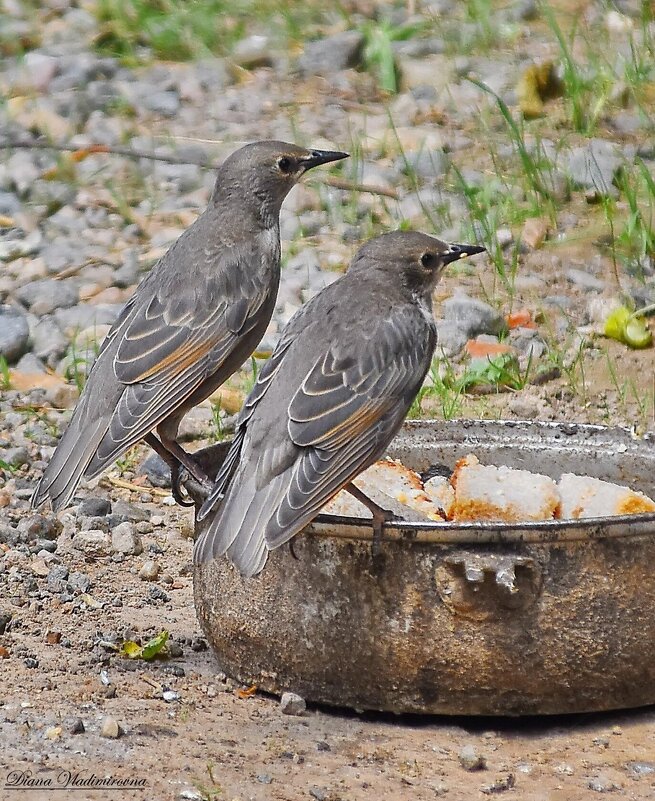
[0,230,41,261]
[566,268,606,292]
[112,250,140,288]
[15,353,47,373]
[142,90,180,117]
[30,317,68,362]
[54,303,121,335]
[566,139,624,198]
[442,294,506,339]
[3,446,30,468]
[29,181,76,214]
[111,522,143,556]
[398,148,450,181]
[0,304,29,363]
[0,191,20,215]
[435,319,469,357]
[85,80,121,111]
[72,529,111,557]
[15,279,79,314]
[17,514,62,541]
[280,691,306,716]
[110,499,150,525]
[298,31,364,76]
[232,34,275,69]
[139,452,171,488]
[77,496,111,518]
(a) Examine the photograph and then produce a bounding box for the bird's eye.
[420,252,436,268]
[277,156,293,174]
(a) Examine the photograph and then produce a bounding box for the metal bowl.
[192,420,655,715]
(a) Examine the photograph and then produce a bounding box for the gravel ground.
[1,0,655,798]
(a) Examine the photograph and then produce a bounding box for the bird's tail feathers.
[31,414,107,512]
[196,427,246,522]
[194,460,290,574]
[193,459,341,577]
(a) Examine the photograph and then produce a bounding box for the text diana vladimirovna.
[4,769,147,790]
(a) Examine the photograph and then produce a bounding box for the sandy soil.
[1,469,654,801]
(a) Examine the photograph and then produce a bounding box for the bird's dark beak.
[443,243,486,266]
[301,149,349,171]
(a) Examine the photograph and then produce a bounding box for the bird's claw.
[170,464,196,507]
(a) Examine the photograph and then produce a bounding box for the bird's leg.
[143,433,195,507]
[344,483,395,556]
[157,434,209,484]
[157,429,213,506]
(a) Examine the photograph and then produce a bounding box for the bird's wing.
[113,259,266,386]
[264,305,435,546]
[197,294,323,519]
[194,304,435,571]
[87,241,275,470]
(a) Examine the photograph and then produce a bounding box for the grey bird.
[194,230,485,575]
[31,140,348,512]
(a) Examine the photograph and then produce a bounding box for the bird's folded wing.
[264,309,435,547]
[88,270,268,467]
[288,310,431,449]
[113,292,257,386]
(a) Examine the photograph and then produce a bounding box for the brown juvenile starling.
[194,230,485,575]
[32,140,348,511]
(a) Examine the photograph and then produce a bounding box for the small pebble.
[626,761,655,778]
[588,774,620,792]
[147,585,170,602]
[100,716,122,739]
[72,529,111,557]
[111,522,143,555]
[45,726,62,740]
[68,718,85,734]
[168,642,184,658]
[481,774,515,794]
[280,691,306,716]
[77,496,111,517]
[459,744,486,771]
[139,560,160,581]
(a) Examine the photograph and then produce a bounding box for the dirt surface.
[2,0,655,797]
[1,472,654,801]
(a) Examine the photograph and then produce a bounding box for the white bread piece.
[322,491,372,518]
[450,454,559,522]
[323,459,446,521]
[353,459,445,520]
[424,476,456,520]
[558,473,655,519]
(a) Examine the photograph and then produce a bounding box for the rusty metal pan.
[193,420,655,716]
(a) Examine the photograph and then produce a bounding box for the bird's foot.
[371,506,396,557]
[344,482,396,557]
[170,464,195,507]
[171,462,214,508]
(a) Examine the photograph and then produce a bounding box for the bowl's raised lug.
[436,552,543,620]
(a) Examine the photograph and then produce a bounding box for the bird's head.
[212,140,348,223]
[351,230,485,295]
